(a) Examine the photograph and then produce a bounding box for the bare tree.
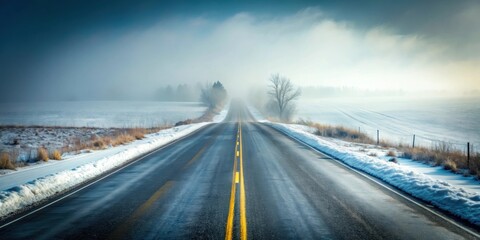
[268,74,301,120]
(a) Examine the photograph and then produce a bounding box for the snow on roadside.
[247,105,267,122]
[0,105,229,219]
[212,102,230,123]
[269,122,480,226]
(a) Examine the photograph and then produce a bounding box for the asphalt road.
[0,102,478,239]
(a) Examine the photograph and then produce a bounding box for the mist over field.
[0,1,479,102]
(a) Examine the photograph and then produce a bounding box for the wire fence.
[358,126,480,155]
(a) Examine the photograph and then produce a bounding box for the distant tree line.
[154,82,228,109]
[154,83,201,102]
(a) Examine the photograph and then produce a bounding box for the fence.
[358,126,479,163]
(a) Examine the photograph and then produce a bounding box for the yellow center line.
[239,121,247,240]
[225,132,238,240]
[225,121,248,240]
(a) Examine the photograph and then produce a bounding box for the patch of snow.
[268,122,480,226]
[212,102,230,123]
[247,104,267,122]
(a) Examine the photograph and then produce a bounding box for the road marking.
[182,145,208,169]
[225,121,248,240]
[108,181,174,239]
[225,138,238,240]
[239,122,247,240]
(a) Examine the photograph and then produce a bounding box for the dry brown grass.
[51,150,62,160]
[297,119,480,179]
[400,142,478,177]
[92,138,107,149]
[297,119,375,144]
[0,152,15,170]
[37,147,49,161]
[58,125,171,155]
[112,134,136,146]
[2,124,174,168]
[386,150,396,157]
[443,158,458,172]
[128,128,146,140]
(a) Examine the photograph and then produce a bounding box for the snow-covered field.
[296,97,480,151]
[0,101,206,128]
[0,105,229,220]
[0,127,119,164]
[248,105,480,226]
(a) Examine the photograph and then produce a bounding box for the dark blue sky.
[0,0,478,101]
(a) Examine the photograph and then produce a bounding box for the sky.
[0,0,479,102]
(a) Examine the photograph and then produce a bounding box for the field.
[296,97,480,152]
[0,101,206,128]
[0,101,207,168]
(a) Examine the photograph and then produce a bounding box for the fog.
[1,2,479,102]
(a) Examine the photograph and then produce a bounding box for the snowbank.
[269,122,480,226]
[0,105,229,219]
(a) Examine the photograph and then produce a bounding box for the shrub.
[443,158,457,172]
[37,147,49,161]
[0,152,15,170]
[93,139,107,149]
[51,150,62,160]
[386,150,396,157]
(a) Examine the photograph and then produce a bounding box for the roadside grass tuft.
[92,138,107,149]
[296,119,374,144]
[0,152,16,170]
[113,134,136,146]
[51,150,62,160]
[386,150,396,157]
[37,147,49,162]
[128,128,146,140]
[443,158,458,172]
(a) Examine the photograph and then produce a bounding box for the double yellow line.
[225,121,247,240]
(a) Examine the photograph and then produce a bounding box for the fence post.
[412,134,416,148]
[467,142,470,169]
[377,130,379,145]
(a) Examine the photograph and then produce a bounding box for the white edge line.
[0,122,213,230]
[269,123,480,238]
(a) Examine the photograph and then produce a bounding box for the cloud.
[32,8,479,100]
